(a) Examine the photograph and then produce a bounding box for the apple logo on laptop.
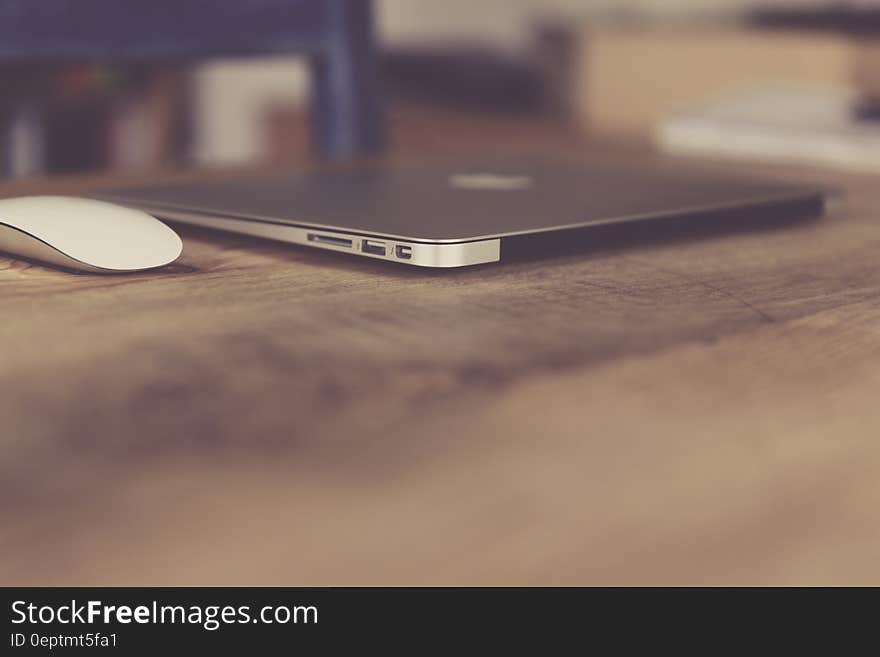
[448,173,534,191]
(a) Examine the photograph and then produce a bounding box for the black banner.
[0,587,862,652]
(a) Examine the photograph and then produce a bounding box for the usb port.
[362,239,386,256]
[395,245,413,260]
[308,233,352,248]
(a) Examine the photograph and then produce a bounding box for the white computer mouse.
[0,195,182,273]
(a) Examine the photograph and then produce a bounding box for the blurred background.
[3,0,880,177]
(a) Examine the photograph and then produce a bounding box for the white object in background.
[656,86,880,172]
[0,196,182,273]
[5,104,45,178]
[192,56,308,166]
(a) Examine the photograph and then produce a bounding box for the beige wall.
[376,0,834,51]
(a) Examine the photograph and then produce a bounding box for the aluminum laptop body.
[98,160,828,268]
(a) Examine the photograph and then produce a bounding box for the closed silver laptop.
[97,159,828,268]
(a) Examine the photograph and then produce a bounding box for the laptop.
[97,159,829,268]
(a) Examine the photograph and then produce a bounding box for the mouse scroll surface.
[0,196,182,273]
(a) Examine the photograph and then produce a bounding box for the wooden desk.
[2,111,879,585]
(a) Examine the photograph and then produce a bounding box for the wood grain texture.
[1,111,879,585]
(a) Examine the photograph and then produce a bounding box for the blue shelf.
[0,0,386,159]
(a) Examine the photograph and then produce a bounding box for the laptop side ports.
[307,233,353,248]
[362,239,387,256]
